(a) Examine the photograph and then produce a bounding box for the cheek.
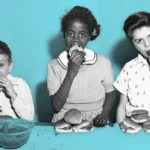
[64,37,72,46]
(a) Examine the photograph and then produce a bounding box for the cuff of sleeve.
[103,84,114,93]
[113,82,127,96]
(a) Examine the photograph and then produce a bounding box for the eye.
[80,33,86,38]
[136,39,143,44]
[66,32,74,37]
[0,63,4,67]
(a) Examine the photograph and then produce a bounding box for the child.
[114,11,150,133]
[0,41,34,121]
[47,6,115,129]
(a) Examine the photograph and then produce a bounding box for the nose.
[72,34,79,42]
[144,39,150,47]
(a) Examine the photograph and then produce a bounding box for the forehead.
[0,54,9,62]
[66,19,89,32]
[132,26,150,39]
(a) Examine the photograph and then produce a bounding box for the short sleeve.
[102,59,114,93]
[47,62,61,96]
[113,64,129,96]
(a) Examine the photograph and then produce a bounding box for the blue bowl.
[0,118,34,149]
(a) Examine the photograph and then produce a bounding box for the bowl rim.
[0,118,35,135]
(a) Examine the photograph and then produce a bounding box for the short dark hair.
[0,41,12,62]
[123,11,150,41]
[61,6,100,41]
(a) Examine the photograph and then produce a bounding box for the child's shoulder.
[48,59,59,67]
[96,54,112,65]
[123,57,138,69]
[7,74,28,86]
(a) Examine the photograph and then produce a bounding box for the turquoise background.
[0,0,149,122]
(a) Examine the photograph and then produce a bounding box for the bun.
[64,109,82,124]
[130,110,149,123]
[123,117,142,133]
[55,119,73,132]
[131,109,149,115]
[69,45,83,56]
[73,120,93,132]
[0,116,12,120]
[143,120,150,132]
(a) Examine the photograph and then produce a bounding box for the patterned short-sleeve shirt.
[114,54,150,108]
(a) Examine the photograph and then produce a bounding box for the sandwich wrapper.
[54,109,93,132]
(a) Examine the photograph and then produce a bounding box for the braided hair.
[61,6,100,41]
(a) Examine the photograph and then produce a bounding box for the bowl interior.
[0,119,35,149]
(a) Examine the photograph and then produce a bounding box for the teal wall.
[0,0,149,122]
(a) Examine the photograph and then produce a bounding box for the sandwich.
[0,115,12,120]
[54,119,73,132]
[130,109,149,123]
[64,109,82,125]
[73,120,93,132]
[69,45,84,56]
[143,120,150,132]
[122,117,142,134]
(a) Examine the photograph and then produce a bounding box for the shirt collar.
[137,54,149,65]
[7,74,19,86]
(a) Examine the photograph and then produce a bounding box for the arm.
[50,50,85,113]
[116,93,128,123]
[0,77,34,120]
[93,58,115,127]
[101,90,116,118]
[11,78,34,121]
[93,90,115,126]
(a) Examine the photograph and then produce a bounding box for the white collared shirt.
[0,74,34,120]
[114,54,150,108]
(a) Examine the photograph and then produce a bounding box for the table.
[0,123,150,150]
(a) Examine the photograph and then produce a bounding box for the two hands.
[0,77,17,101]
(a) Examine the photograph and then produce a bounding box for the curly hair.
[123,11,150,41]
[0,41,12,62]
[61,6,100,41]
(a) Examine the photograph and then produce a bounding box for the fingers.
[93,115,108,127]
[71,50,85,65]
[0,78,11,88]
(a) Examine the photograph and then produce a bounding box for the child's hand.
[67,50,85,78]
[93,114,108,127]
[0,77,17,101]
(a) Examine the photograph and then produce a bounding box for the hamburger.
[73,120,93,132]
[0,115,12,120]
[122,117,142,134]
[54,119,73,132]
[130,109,149,123]
[143,120,150,132]
[64,109,82,125]
[69,45,84,56]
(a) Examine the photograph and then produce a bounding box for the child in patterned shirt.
[114,11,150,133]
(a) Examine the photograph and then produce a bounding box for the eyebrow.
[133,38,142,41]
[0,60,7,62]
[66,29,88,33]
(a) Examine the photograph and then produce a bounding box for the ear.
[8,61,13,72]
